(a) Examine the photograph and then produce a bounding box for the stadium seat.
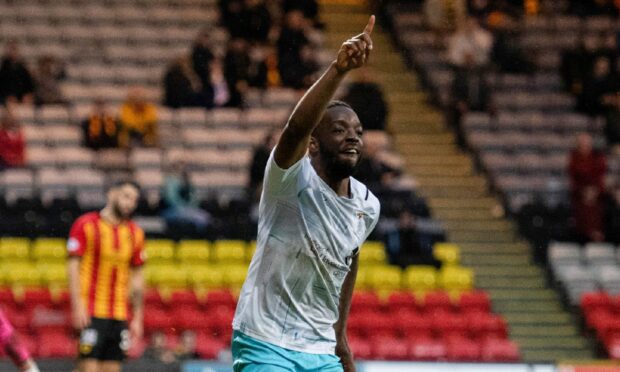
[348,337,373,360]
[169,289,200,309]
[221,264,248,290]
[458,291,491,313]
[174,307,208,332]
[581,291,613,315]
[466,311,508,340]
[397,310,433,340]
[195,335,227,360]
[0,238,30,262]
[212,240,247,263]
[423,291,453,313]
[360,241,387,264]
[247,241,257,261]
[432,311,468,339]
[386,291,417,312]
[205,290,236,310]
[481,338,520,361]
[38,263,67,286]
[3,263,41,286]
[21,288,52,308]
[148,264,187,288]
[438,266,474,293]
[144,308,174,332]
[350,291,381,314]
[408,337,447,361]
[446,336,481,361]
[403,266,437,293]
[367,266,402,292]
[206,306,234,340]
[145,240,175,263]
[176,240,210,263]
[433,243,460,266]
[372,336,409,360]
[37,332,76,358]
[190,266,225,289]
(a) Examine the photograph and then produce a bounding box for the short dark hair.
[326,100,353,111]
[106,178,141,193]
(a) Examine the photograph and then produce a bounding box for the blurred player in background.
[0,309,39,372]
[232,16,380,372]
[67,180,146,372]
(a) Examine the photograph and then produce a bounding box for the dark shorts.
[78,317,129,361]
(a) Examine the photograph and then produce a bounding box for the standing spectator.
[424,0,467,36]
[33,55,66,105]
[224,39,251,108]
[384,210,442,268]
[163,56,206,109]
[241,0,272,43]
[278,10,311,88]
[82,99,119,150]
[191,30,215,107]
[162,160,211,236]
[342,67,388,131]
[0,107,25,169]
[118,87,158,147]
[248,130,279,199]
[569,133,607,242]
[447,17,494,68]
[0,41,34,105]
[175,331,200,360]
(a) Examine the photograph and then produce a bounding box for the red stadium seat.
[408,336,447,361]
[348,337,373,360]
[205,290,236,310]
[30,307,69,334]
[170,289,200,309]
[2,306,31,332]
[22,288,52,308]
[206,306,234,341]
[458,291,491,313]
[127,337,148,359]
[144,308,174,333]
[144,288,165,308]
[174,307,209,332]
[446,336,481,361]
[397,310,433,340]
[481,338,520,361]
[585,309,614,330]
[581,292,613,315]
[372,336,409,360]
[466,311,508,340]
[196,334,226,360]
[596,318,620,346]
[0,288,15,306]
[606,335,620,359]
[37,332,76,358]
[423,292,453,313]
[351,291,381,314]
[387,292,417,312]
[431,311,468,339]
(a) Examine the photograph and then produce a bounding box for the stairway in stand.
[319,0,595,361]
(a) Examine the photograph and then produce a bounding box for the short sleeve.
[131,227,146,267]
[67,218,87,257]
[263,147,307,197]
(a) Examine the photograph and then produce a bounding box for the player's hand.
[335,15,375,73]
[72,304,90,331]
[129,318,143,344]
[336,341,356,372]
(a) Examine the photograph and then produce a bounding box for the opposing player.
[0,309,39,372]
[232,16,379,372]
[67,180,146,372]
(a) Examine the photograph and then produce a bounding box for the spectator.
[248,130,279,199]
[561,35,600,96]
[210,59,231,108]
[570,0,619,16]
[142,331,176,364]
[278,10,311,89]
[220,0,245,38]
[424,0,467,36]
[602,91,620,148]
[33,55,66,105]
[191,30,215,107]
[163,56,206,108]
[175,331,200,360]
[384,210,442,268]
[569,133,607,242]
[82,99,119,150]
[605,184,620,244]
[118,87,158,147]
[224,38,251,108]
[489,11,533,73]
[468,0,492,21]
[0,41,34,105]
[240,0,272,43]
[447,17,494,68]
[579,56,615,116]
[283,0,320,27]
[342,67,388,131]
[162,159,211,235]
[0,107,25,169]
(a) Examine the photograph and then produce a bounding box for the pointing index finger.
[364,15,375,35]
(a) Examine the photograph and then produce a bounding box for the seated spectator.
[248,130,279,199]
[447,17,494,69]
[142,331,176,364]
[0,41,34,105]
[579,56,616,116]
[224,38,251,108]
[489,12,533,73]
[384,210,442,268]
[424,0,467,36]
[278,10,312,89]
[162,159,211,235]
[342,67,388,131]
[118,87,158,147]
[561,35,600,96]
[605,183,620,244]
[175,331,200,360]
[0,107,25,169]
[163,56,207,108]
[568,133,607,243]
[82,99,120,150]
[191,29,215,107]
[33,55,66,105]
[240,0,272,43]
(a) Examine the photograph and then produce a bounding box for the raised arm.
[274,15,375,169]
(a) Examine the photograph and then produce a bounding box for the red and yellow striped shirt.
[68,212,145,320]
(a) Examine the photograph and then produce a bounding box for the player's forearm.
[67,258,83,310]
[334,255,358,342]
[286,62,346,138]
[130,269,145,321]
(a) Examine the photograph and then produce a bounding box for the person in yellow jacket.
[118,87,158,147]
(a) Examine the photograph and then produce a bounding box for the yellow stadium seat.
[360,241,387,264]
[439,266,474,292]
[433,243,460,266]
[38,263,68,285]
[177,240,210,263]
[149,264,187,288]
[3,263,41,286]
[404,265,437,292]
[0,238,30,261]
[367,265,402,291]
[221,264,248,290]
[247,241,257,261]
[32,238,67,261]
[190,266,225,289]
[212,240,247,263]
[145,240,175,263]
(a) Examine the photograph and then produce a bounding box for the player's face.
[110,184,140,220]
[316,106,364,178]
